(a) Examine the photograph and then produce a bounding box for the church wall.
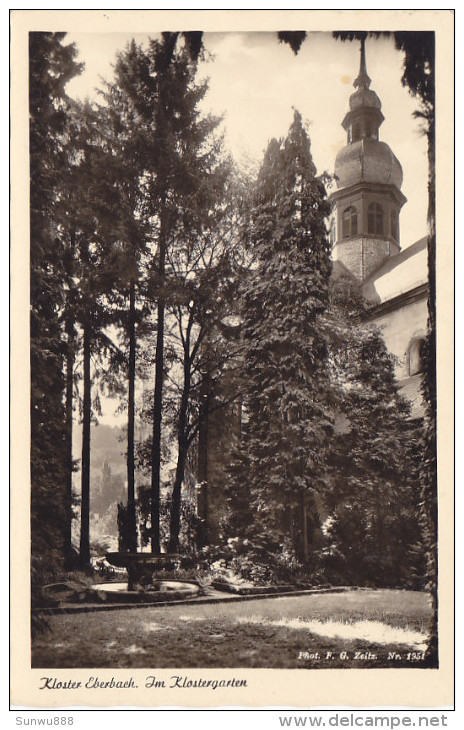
[369,296,428,380]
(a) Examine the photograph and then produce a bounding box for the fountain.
[88,552,202,604]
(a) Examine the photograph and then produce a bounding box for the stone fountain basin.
[105,552,198,591]
[90,580,201,604]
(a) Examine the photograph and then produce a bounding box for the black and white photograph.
[10,9,454,709]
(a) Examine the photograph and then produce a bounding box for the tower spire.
[330,33,407,281]
[354,35,371,90]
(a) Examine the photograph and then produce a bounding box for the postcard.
[10,9,454,709]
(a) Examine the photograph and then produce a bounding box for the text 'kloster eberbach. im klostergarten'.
[39,676,249,691]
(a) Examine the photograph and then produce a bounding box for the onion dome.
[335,139,403,189]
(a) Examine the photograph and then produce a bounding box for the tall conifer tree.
[98,49,153,554]
[29,32,83,573]
[66,101,125,566]
[226,110,332,566]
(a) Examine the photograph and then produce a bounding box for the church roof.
[361,236,428,304]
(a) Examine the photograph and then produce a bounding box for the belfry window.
[342,206,358,238]
[368,203,384,235]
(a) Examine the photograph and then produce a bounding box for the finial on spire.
[354,35,371,90]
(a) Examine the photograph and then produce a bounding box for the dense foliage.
[321,287,424,588]
[222,111,332,573]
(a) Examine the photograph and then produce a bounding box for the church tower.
[329,38,407,281]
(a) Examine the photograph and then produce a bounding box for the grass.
[32,588,435,669]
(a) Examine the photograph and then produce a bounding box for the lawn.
[32,588,435,669]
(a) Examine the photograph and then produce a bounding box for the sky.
[66,30,429,250]
[64,30,429,428]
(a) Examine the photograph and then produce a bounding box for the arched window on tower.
[342,206,358,238]
[390,209,399,241]
[367,202,384,235]
[408,338,426,376]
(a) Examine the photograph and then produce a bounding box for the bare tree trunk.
[150,227,166,554]
[64,228,77,567]
[196,374,210,547]
[79,323,91,567]
[64,313,75,566]
[168,439,188,554]
[127,279,138,552]
[168,351,192,553]
[300,491,309,562]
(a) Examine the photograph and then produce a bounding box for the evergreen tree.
[224,110,332,571]
[66,101,125,567]
[29,32,83,575]
[321,286,424,588]
[97,53,154,554]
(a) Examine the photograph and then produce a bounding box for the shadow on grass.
[31,589,437,669]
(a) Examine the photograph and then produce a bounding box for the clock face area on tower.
[329,37,407,282]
